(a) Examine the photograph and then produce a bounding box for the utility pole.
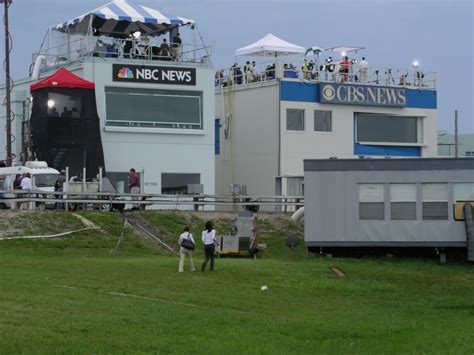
[454,110,458,158]
[1,0,12,165]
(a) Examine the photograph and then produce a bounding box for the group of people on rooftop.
[93,30,183,61]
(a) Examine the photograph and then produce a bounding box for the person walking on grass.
[178,226,196,273]
[201,221,219,272]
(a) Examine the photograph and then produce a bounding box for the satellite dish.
[285,235,300,249]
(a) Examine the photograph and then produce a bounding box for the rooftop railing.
[31,37,212,74]
[215,61,436,90]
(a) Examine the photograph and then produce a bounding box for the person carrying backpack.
[178,226,196,272]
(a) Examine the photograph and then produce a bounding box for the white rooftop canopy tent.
[235,33,305,78]
[235,33,305,57]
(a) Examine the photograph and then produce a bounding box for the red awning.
[30,67,95,92]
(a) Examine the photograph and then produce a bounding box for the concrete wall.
[215,81,280,197]
[304,166,471,247]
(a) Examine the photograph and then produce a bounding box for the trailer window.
[359,184,384,220]
[453,183,474,202]
[422,183,448,220]
[390,184,416,220]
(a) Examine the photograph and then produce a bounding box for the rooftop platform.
[215,61,436,92]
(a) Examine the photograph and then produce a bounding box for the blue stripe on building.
[280,81,319,103]
[354,143,421,157]
[280,81,436,109]
[405,88,437,109]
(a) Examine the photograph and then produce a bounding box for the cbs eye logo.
[322,85,335,101]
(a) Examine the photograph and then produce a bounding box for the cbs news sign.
[320,83,406,107]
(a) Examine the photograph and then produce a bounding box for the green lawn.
[0,211,473,354]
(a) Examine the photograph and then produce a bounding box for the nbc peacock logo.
[118,67,134,79]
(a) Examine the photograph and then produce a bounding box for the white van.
[0,161,59,209]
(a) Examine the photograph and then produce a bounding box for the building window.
[359,184,384,220]
[287,177,304,196]
[314,110,332,132]
[390,184,416,220]
[422,183,448,220]
[355,113,419,143]
[286,109,305,131]
[465,151,474,157]
[105,87,203,129]
[161,173,200,194]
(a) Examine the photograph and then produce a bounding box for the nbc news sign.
[320,83,406,107]
[112,64,196,85]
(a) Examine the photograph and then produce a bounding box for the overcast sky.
[2,0,473,132]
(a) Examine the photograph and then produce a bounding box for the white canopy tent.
[235,33,305,57]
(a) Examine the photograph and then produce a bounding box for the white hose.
[32,55,46,80]
[0,227,99,240]
[291,206,304,221]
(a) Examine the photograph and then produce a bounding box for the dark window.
[161,173,200,194]
[360,202,385,220]
[391,202,416,220]
[422,202,448,220]
[355,113,418,143]
[34,174,59,188]
[314,110,332,132]
[390,184,416,220]
[286,109,305,131]
[105,87,203,129]
[422,184,448,220]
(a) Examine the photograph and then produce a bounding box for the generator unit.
[217,211,257,256]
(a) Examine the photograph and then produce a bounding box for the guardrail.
[0,190,304,212]
[31,37,212,74]
[216,60,436,90]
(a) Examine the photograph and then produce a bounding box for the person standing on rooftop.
[359,57,369,83]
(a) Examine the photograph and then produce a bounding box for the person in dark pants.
[201,221,219,271]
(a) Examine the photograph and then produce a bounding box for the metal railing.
[216,61,436,90]
[0,189,304,212]
[31,37,212,74]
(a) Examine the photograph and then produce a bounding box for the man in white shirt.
[359,57,369,83]
[20,173,32,210]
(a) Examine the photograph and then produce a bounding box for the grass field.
[0,211,473,354]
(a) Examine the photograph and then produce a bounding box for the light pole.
[1,0,12,165]
[412,60,419,87]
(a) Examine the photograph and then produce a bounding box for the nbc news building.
[215,76,438,200]
[0,2,216,198]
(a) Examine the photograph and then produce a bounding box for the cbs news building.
[215,79,437,199]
